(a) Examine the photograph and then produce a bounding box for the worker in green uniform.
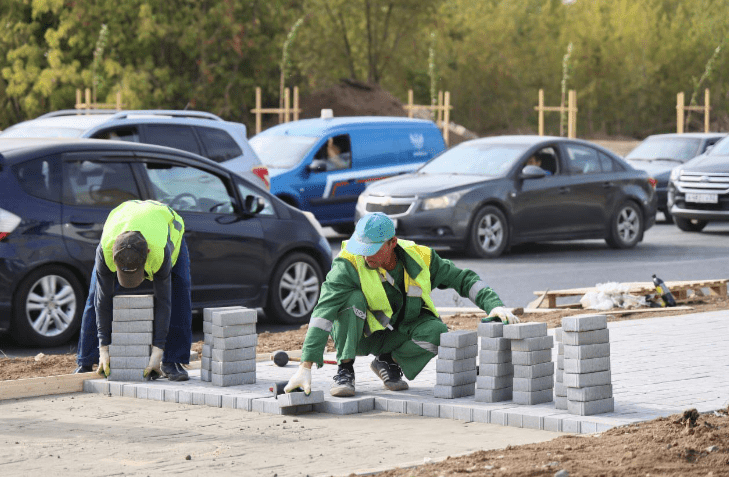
[284,212,519,397]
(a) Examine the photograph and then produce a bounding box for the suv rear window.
[196,126,242,163]
[13,156,62,202]
[144,124,202,155]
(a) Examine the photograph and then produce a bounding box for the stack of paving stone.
[108,295,154,381]
[553,327,567,409]
[503,322,554,405]
[202,307,257,387]
[434,330,478,399]
[562,314,614,415]
[475,321,513,403]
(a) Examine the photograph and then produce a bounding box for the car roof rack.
[37,109,224,122]
[38,109,122,119]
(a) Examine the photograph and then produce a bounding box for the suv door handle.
[603,181,615,188]
[559,186,571,194]
[69,216,94,227]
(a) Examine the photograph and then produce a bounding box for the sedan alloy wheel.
[466,206,509,258]
[265,252,323,324]
[606,201,643,249]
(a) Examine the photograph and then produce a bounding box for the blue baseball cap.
[346,213,396,256]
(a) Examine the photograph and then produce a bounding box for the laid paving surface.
[85,310,729,434]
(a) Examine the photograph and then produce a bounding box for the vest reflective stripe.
[412,339,438,354]
[407,285,423,297]
[469,280,487,303]
[101,200,185,280]
[381,271,395,286]
[309,317,333,333]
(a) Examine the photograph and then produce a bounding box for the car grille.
[675,172,729,194]
[364,196,416,216]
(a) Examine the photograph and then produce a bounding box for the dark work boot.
[74,364,94,374]
[370,355,409,391]
[161,363,189,382]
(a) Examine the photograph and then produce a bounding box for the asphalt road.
[3,216,728,358]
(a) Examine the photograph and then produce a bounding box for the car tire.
[605,201,643,249]
[11,265,84,347]
[331,223,355,235]
[466,206,509,258]
[264,252,324,324]
[662,209,673,224]
[674,216,708,232]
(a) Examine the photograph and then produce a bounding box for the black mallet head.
[272,350,289,367]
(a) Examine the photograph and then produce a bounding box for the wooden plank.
[0,373,96,401]
[533,279,728,298]
[527,289,550,309]
[601,306,693,316]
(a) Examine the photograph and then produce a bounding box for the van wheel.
[331,223,355,235]
[11,265,84,347]
[264,253,323,324]
[466,206,509,258]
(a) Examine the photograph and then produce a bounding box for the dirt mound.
[300,79,408,119]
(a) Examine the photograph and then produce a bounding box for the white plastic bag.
[579,282,646,310]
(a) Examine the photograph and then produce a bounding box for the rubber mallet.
[270,350,336,367]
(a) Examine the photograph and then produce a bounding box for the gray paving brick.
[476,375,513,390]
[211,359,255,375]
[556,369,564,383]
[568,397,614,415]
[113,294,153,309]
[554,395,568,410]
[436,369,477,386]
[490,409,508,425]
[580,421,598,434]
[374,398,387,411]
[511,349,551,366]
[479,337,511,351]
[108,345,151,357]
[136,386,148,400]
[513,362,554,379]
[479,350,512,364]
[507,412,523,428]
[213,334,258,350]
[164,389,178,403]
[562,328,609,346]
[439,404,454,419]
[478,363,513,376]
[544,415,563,432]
[553,327,562,343]
[513,376,554,392]
[567,384,613,402]
[211,371,256,387]
[503,322,548,340]
[203,306,243,322]
[435,357,476,373]
[221,395,236,409]
[211,346,256,362]
[202,344,212,358]
[112,307,154,321]
[477,321,503,338]
[433,383,475,399]
[555,382,567,397]
[252,398,281,415]
[562,314,607,332]
[454,406,473,422]
[203,321,212,334]
[211,323,256,338]
[557,355,564,369]
[563,343,611,360]
[510,335,554,352]
[109,357,149,369]
[178,390,192,405]
[205,393,222,407]
[422,402,440,417]
[564,357,611,374]
[83,379,109,394]
[121,384,137,398]
[558,343,564,355]
[474,387,513,403]
[440,330,478,348]
[562,419,581,433]
[386,399,406,413]
[110,332,152,346]
[147,387,163,401]
[201,369,211,382]
[406,400,423,416]
[208,308,257,327]
[564,370,612,388]
[201,356,211,372]
[358,398,375,413]
[437,344,478,360]
[112,321,153,333]
[192,391,205,405]
[513,389,553,405]
[108,368,145,381]
[277,390,325,407]
[313,399,360,415]
[473,408,490,423]
[236,396,253,411]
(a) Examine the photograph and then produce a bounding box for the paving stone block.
[211,323,256,338]
[479,337,511,351]
[474,387,513,403]
[110,332,152,346]
[478,363,513,377]
[513,389,553,405]
[563,343,611,360]
[201,369,211,382]
[479,350,512,364]
[211,371,256,387]
[562,314,607,332]
[406,400,423,416]
[208,308,257,327]
[513,362,554,379]
[205,393,222,407]
[422,402,440,417]
[502,322,548,340]
[313,399,359,415]
[277,390,325,407]
[84,379,109,394]
[439,330,478,348]
[221,395,236,409]
[568,397,614,415]
[433,383,476,399]
[146,387,163,401]
[178,390,192,405]
[211,346,256,362]
[557,355,564,370]
[236,396,253,411]
[386,399,406,414]
[435,357,477,373]
[439,404,454,419]
[136,386,148,400]
[554,395,568,410]
[513,376,554,392]
[358,398,375,413]
[109,357,149,369]
[111,321,153,333]
[213,334,257,350]
[203,322,212,335]
[113,295,153,309]
[564,370,612,388]
[556,369,564,383]
[567,384,613,402]
[252,398,282,415]
[121,384,137,398]
[558,343,564,355]
[511,349,551,366]
[112,308,154,321]
[437,344,478,360]
[211,359,256,375]
[454,406,473,422]
[562,328,609,346]
[579,421,598,434]
[476,374,513,390]
[506,412,523,428]
[192,391,205,405]
[374,398,387,411]
[510,335,554,352]
[490,409,508,425]
[164,389,178,403]
[473,408,490,423]
[553,327,563,343]
[564,356,611,374]
[555,382,567,397]
[108,368,145,381]
[201,356,211,371]
[203,306,243,322]
[477,322,503,338]
[544,415,563,432]
[562,419,581,433]
[202,344,212,358]
[436,369,477,386]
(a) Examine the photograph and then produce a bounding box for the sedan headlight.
[669,167,681,182]
[421,191,465,211]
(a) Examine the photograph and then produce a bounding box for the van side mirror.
[306,159,327,173]
[520,165,547,179]
[244,194,265,214]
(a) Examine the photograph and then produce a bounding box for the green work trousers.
[331,290,448,380]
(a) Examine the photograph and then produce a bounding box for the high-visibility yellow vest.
[101,200,185,281]
[339,239,439,336]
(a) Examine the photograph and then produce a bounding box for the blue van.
[249,116,446,233]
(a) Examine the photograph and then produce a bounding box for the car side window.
[598,152,615,172]
[196,126,243,163]
[90,127,140,142]
[237,181,274,216]
[13,156,62,202]
[314,134,352,171]
[143,162,236,214]
[63,161,141,207]
[144,125,202,156]
[565,144,601,175]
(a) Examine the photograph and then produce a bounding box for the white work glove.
[97,345,110,378]
[143,346,165,381]
[284,364,311,395]
[487,306,520,324]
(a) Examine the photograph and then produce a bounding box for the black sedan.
[0,138,332,346]
[355,136,657,258]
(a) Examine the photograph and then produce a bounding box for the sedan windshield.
[419,143,529,176]
[249,135,319,169]
[707,136,729,156]
[0,126,85,138]
[625,137,701,162]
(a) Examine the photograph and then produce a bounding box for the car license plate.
[685,193,718,204]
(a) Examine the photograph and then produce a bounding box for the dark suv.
[0,138,332,346]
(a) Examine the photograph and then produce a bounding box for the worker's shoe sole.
[370,357,409,391]
[161,363,189,382]
[330,368,355,397]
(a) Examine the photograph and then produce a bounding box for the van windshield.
[419,143,528,176]
[249,135,319,169]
